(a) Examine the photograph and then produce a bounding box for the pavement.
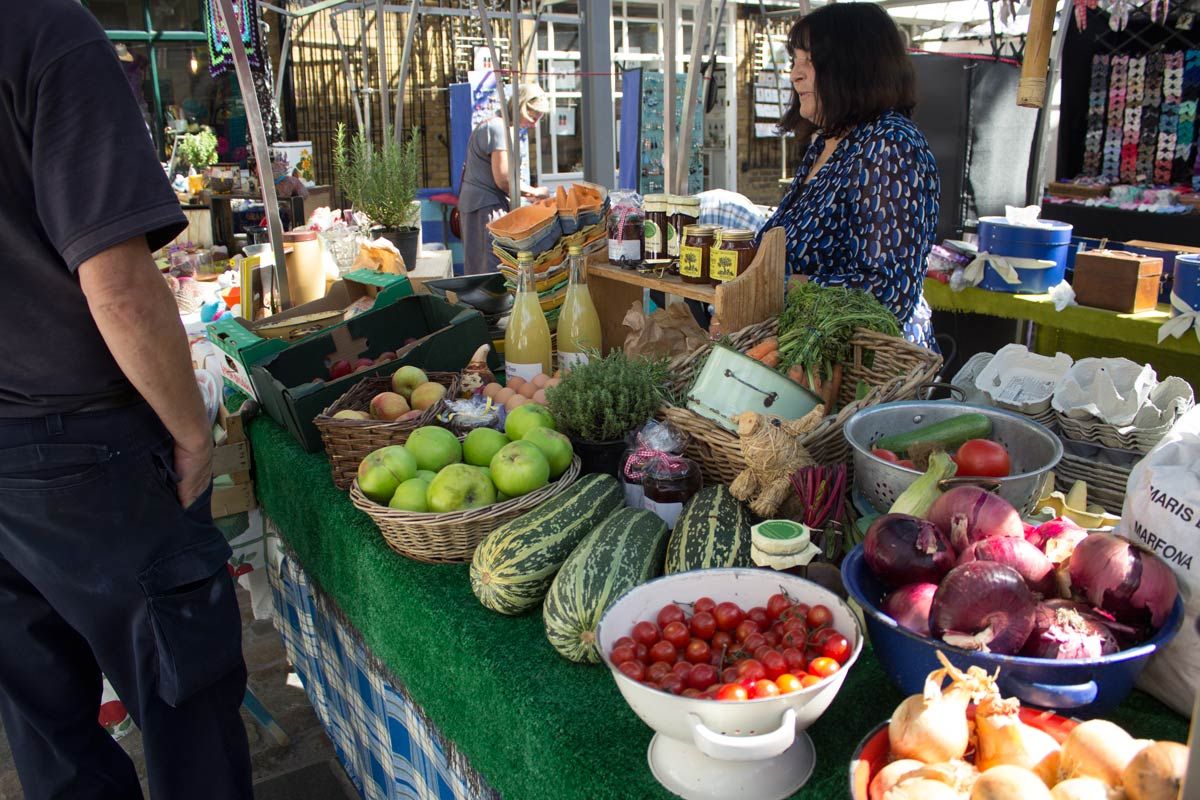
[0,586,358,800]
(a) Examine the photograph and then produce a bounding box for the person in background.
[0,2,252,798]
[459,83,551,275]
[759,3,940,350]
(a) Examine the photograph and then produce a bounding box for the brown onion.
[927,486,1025,554]
[1068,533,1179,629]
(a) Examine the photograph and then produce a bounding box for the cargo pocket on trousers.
[139,535,241,708]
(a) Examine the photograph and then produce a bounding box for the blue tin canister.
[976,216,1074,293]
[1173,254,1200,315]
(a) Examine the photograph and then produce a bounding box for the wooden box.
[1072,250,1163,314]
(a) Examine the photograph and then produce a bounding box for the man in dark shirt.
[0,1,252,797]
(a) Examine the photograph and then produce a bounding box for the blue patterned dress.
[759,111,940,350]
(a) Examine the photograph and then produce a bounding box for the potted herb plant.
[545,351,671,476]
[175,127,218,178]
[333,123,422,272]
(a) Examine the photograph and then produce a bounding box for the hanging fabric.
[206,0,266,77]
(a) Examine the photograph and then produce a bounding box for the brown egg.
[519,382,539,399]
[545,377,561,389]
[507,376,526,391]
[533,389,547,404]
[531,373,549,389]
[483,382,503,399]
[505,394,528,411]
[494,387,515,406]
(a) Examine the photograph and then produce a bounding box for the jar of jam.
[710,228,758,284]
[643,194,669,260]
[679,224,716,284]
[642,455,702,529]
[607,205,644,267]
[667,195,699,259]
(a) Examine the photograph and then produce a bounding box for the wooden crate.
[213,401,257,517]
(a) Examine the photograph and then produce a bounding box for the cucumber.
[873,413,992,456]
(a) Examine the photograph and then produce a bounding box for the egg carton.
[1054,451,1136,514]
[1054,375,1193,451]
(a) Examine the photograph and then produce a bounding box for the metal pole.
[393,0,421,134]
[675,0,711,191]
[663,0,678,194]
[510,0,522,203]
[359,4,372,144]
[1028,0,1074,204]
[475,0,520,208]
[579,0,615,185]
[213,0,291,306]
[376,0,390,147]
[330,13,365,130]
[273,15,293,110]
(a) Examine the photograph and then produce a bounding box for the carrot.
[761,351,781,369]
[787,364,809,387]
[745,338,778,361]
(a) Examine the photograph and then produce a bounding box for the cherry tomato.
[681,688,703,699]
[713,602,745,632]
[657,604,686,629]
[663,621,691,649]
[747,607,769,627]
[632,621,660,647]
[703,685,721,700]
[693,597,716,615]
[659,674,685,695]
[821,632,852,664]
[672,661,693,679]
[647,661,673,683]
[739,678,758,698]
[690,611,716,641]
[808,656,840,678]
[896,459,917,470]
[716,683,748,702]
[736,659,766,682]
[779,603,810,623]
[634,643,651,665]
[766,593,792,620]
[687,663,719,691]
[753,645,774,663]
[720,667,740,684]
[614,636,635,650]
[734,620,760,642]
[775,673,803,694]
[754,679,782,698]
[618,660,645,681]
[871,447,900,463]
[782,647,807,672]
[649,640,677,663]
[761,650,788,680]
[806,604,833,630]
[611,643,637,665]
[954,438,1012,478]
[781,628,807,649]
[743,633,767,654]
[685,638,712,664]
[782,618,808,636]
[762,630,781,648]
[800,674,823,688]
[808,627,840,648]
[711,631,734,652]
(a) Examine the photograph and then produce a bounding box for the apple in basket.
[489,441,549,497]
[522,427,573,479]
[370,392,410,421]
[404,426,463,472]
[427,464,496,512]
[504,403,556,441]
[357,446,417,504]
[391,365,428,399]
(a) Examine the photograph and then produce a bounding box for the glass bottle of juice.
[505,251,552,381]
[556,244,602,372]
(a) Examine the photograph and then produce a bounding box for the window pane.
[117,42,155,130]
[156,45,247,164]
[151,0,206,31]
[86,0,145,30]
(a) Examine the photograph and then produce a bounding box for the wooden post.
[1018,0,1060,108]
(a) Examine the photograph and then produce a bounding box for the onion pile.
[864,514,955,588]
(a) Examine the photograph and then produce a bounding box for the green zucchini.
[873,412,992,456]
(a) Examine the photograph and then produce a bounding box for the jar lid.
[682,224,717,237]
[719,228,754,242]
[644,194,669,203]
[644,198,668,211]
[672,196,701,210]
[284,229,318,242]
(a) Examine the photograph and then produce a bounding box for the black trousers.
[0,402,251,800]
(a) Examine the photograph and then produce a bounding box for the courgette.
[873,413,992,456]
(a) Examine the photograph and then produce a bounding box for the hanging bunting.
[206,0,265,77]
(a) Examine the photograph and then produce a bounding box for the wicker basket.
[349,457,583,563]
[660,319,942,484]
[316,372,461,489]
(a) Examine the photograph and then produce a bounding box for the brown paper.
[622,301,709,359]
[351,238,408,276]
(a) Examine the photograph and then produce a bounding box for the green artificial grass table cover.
[249,417,1188,800]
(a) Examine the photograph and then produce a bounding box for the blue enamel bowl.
[842,544,1184,717]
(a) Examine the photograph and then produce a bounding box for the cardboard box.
[250,294,500,451]
[207,269,413,398]
[1073,250,1163,314]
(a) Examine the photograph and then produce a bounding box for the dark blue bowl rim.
[841,544,1186,667]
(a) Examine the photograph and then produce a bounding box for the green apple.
[522,427,574,479]
[505,403,556,441]
[426,463,496,512]
[388,478,431,511]
[404,426,463,472]
[489,441,550,497]
[391,365,429,399]
[416,470,438,483]
[495,490,511,503]
[463,428,509,467]
[357,445,417,504]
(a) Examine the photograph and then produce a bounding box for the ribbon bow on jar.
[1157,292,1200,344]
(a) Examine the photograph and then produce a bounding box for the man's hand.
[521,185,550,200]
[174,438,214,509]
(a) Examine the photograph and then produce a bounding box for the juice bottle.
[556,244,602,371]
[505,251,552,380]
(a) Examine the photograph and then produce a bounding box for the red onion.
[928,486,1025,554]
[1027,516,1084,550]
[1068,533,1179,629]
[883,583,938,637]
[930,562,1036,655]
[1022,600,1119,660]
[959,537,1055,595]
[864,514,956,588]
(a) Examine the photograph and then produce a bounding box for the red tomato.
[659,675,685,695]
[782,647,807,672]
[766,593,792,620]
[753,645,773,662]
[736,659,766,682]
[687,663,719,691]
[742,633,767,653]
[762,630,781,648]
[693,597,716,615]
[711,631,734,652]
[713,602,745,632]
[780,603,809,623]
[871,448,900,463]
[955,439,1011,478]
[761,650,788,680]
[647,661,673,683]
[734,620,760,642]
[896,459,917,470]
[681,688,703,698]
[720,667,740,684]
[618,660,645,681]
[808,656,840,678]
[657,604,686,629]
[672,661,693,679]
[806,604,833,630]
[649,640,677,663]
[663,621,691,649]
[614,636,635,650]
[685,639,712,664]
[747,607,769,627]
[800,674,822,688]
[716,683,748,702]
[634,643,651,665]
[754,679,781,698]
[782,618,808,636]
[775,673,803,694]
[739,678,758,697]
[781,628,807,649]
[611,643,637,665]
[632,621,660,647]
[690,612,716,640]
[821,632,852,664]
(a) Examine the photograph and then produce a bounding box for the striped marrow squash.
[663,485,753,574]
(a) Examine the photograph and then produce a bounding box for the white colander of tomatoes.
[596,568,863,800]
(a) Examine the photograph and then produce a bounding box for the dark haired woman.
[760,3,940,350]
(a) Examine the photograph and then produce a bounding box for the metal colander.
[845,401,1062,515]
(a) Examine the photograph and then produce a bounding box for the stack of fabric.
[487,183,610,329]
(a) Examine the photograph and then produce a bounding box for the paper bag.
[351,237,407,275]
[622,301,709,359]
